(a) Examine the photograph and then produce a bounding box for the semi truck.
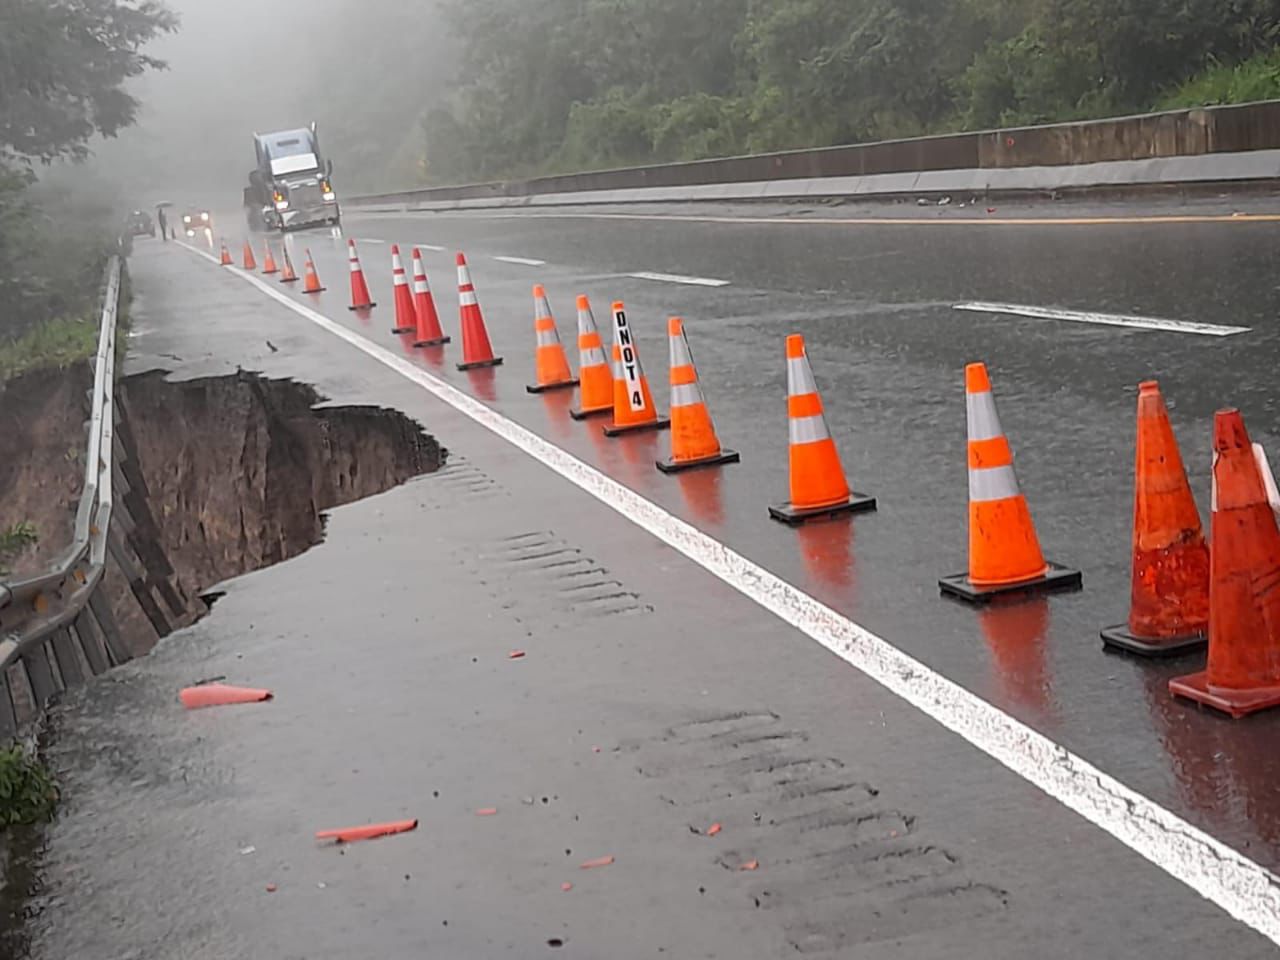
[243,123,341,233]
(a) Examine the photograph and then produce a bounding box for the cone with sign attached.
[219,241,233,266]
[242,240,257,270]
[1101,381,1208,656]
[526,285,578,393]
[410,248,449,346]
[347,239,377,310]
[769,335,874,524]
[279,246,299,283]
[570,295,614,420]
[1169,409,1280,717]
[390,245,416,333]
[938,362,1080,602]
[262,241,279,275]
[657,317,738,473]
[602,301,669,436]
[455,252,503,370]
[302,249,326,293]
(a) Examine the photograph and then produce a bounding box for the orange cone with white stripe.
[569,295,613,420]
[526,285,577,393]
[219,240,233,266]
[1101,381,1208,656]
[938,362,1081,602]
[602,301,669,437]
[768,334,874,524]
[410,248,449,346]
[242,240,257,270]
[302,249,326,293]
[262,241,279,275]
[347,239,377,310]
[657,317,738,473]
[456,252,503,370]
[390,245,416,333]
[279,246,299,283]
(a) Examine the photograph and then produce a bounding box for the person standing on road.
[156,206,168,242]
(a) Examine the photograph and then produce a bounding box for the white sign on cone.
[613,306,646,412]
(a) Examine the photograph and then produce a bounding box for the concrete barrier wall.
[350,99,1280,207]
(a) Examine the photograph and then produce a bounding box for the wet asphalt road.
[15,197,1280,957]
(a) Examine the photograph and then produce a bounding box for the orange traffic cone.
[180,683,273,709]
[1101,381,1208,656]
[315,819,418,844]
[657,317,738,473]
[390,245,416,333]
[219,241,233,266]
[1170,409,1280,717]
[279,246,299,283]
[569,295,613,420]
[526,285,578,394]
[602,301,669,437]
[768,334,874,524]
[411,248,449,346]
[347,239,377,310]
[455,253,503,370]
[262,241,279,275]
[938,362,1080,602]
[242,240,257,270]
[302,248,326,293]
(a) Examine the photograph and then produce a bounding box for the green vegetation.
[424,0,1280,182]
[0,0,173,376]
[0,745,57,827]
[0,523,38,575]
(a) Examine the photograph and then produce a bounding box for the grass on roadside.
[0,312,101,382]
[0,744,57,827]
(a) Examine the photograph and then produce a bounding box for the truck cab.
[245,124,340,233]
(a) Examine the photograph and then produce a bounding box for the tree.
[0,0,177,166]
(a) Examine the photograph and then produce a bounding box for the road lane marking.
[356,237,387,244]
[180,237,1280,945]
[628,271,729,287]
[954,301,1251,337]
[416,244,446,252]
[385,210,1280,228]
[492,255,546,266]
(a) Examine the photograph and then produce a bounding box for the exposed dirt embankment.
[0,366,442,660]
[120,371,443,594]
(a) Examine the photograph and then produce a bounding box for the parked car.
[125,209,156,238]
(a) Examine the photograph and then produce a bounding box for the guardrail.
[347,98,1280,208]
[0,255,126,739]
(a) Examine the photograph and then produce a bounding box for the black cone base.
[939,562,1082,605]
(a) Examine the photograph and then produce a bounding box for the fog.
[85,0,453,210]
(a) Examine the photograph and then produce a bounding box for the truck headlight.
[275,200,289,211]
[183,215,191,223]
[200,212,209,221]
[323,191,336,201]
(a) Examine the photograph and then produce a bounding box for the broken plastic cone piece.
[475,807,498,816]
[179,683,273,709]
[315,819,418,843]
[579,855,615,869]
[706,822,722,836]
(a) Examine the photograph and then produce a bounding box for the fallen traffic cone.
[938,362,1081,602]
[315,819,418,844]
[390,245,416,333]
[1101,381,1208,656]
[347,239,377,310]
[1170,409,1280,717]
[411,248,449,346]
[302,249,326,293]
[657,317,739,473]
[180,683,273,709]
[262,241,279,275]
[242,240,257,270]
[219,241,233,266]
[569,295,614,420]
[602,301,669,437]
[279,246,299,283]
[768,334,874,524]
[526,285,577,393]
[455,253,503,370]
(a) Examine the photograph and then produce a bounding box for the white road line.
[954,301,1251,337]
[628,271,729,287]
[416,244,446,252]
[181,238,1280,945]
[492,255,546,266]
[356,237,387,245]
